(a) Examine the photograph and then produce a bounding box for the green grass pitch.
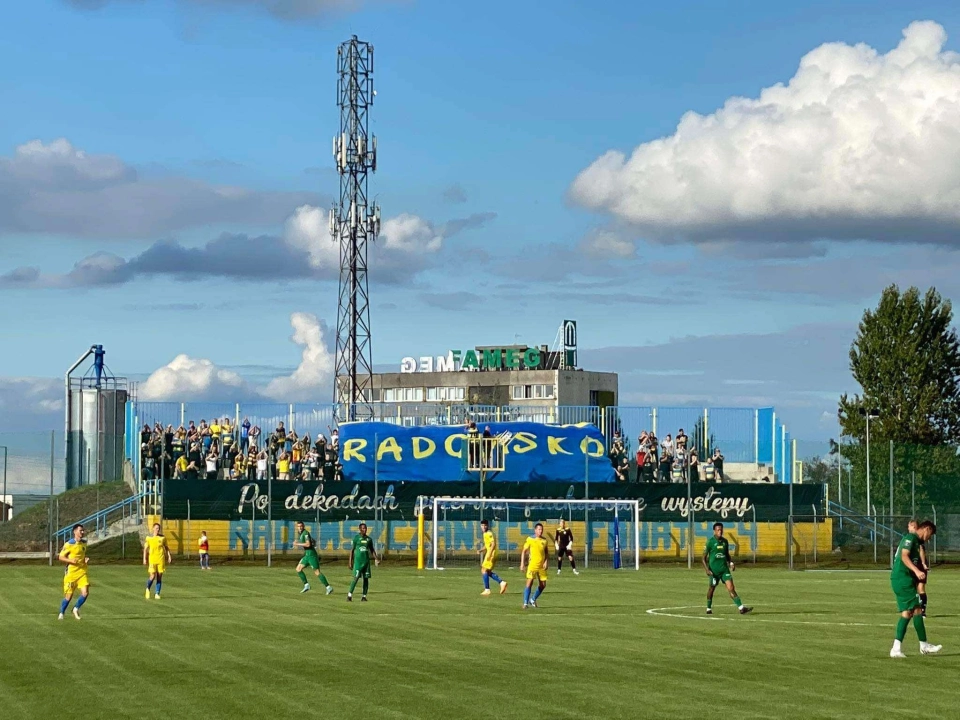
[1,563,957,719]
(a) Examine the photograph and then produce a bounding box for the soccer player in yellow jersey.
[520,523,550,609]
[479,519,507,596]
[143,523,172,599]
[58,524,90,620]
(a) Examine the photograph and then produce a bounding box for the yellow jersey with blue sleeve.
[482,530,497,570]
[523,536,550,581]
[60,539,89,594]
[145,535,168,574]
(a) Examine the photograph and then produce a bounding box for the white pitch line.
[646,605,878,628]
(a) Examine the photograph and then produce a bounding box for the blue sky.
[4,0,960,441]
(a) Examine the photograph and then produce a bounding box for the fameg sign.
[400,347,543,373]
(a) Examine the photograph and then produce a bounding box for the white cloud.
[580,228,636,258]
[66,0,366,22]
[138,312,335,402]
[138,355,256,401]
[283,205,341,270]
[263,313,335,399]
[0,138,322,239]
[381,213,445,252]
[571,21,960,246]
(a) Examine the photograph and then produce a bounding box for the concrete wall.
[556,370,618,406]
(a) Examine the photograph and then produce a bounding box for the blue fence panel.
[183,402,237,427]
[603,406,654,455]
[708,407,756,463]
[775,423,785,482]
[656,407,705,447]
[132,401,183,430]
[757,407,774,464]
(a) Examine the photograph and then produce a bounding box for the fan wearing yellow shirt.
[58,524,90,620]
[478,519,507,596]
[520,523,550,609]
[143,523,172,600]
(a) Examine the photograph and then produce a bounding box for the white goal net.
[420,497,641,571]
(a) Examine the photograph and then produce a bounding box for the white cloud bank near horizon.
[571,21,960,248]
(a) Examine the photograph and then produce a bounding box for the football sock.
[706,598,713,609]
[523,586,531,605]
[557,558,562,570]
[483,573,490,590]
[349,577,359,594]
[489,571,503,584]
[155,579,162,594]
[533,582,545,601]
[75,594,87,610]
[318,573,329,588]
[146,578,154,590]
[913,615,928,642]
[920,593,928,610]
[362,578,369,596]
[569,558,577,570]
[896,617,909,642]
[297,570,308,584]
[732,595,742,607]
[59,598,70,614]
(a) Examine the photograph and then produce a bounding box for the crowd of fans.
[139,418,343,482]
[608,429,725,483]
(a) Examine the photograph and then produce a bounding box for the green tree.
[839,285,960,445]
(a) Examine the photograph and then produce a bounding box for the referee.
[555,519,579,575]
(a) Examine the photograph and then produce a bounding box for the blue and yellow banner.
[338,421,615,483]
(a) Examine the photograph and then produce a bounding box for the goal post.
[420,496,641,571]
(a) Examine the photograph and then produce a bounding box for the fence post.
[652,407,658,437]
[754,408,759,464]
[584,452,590,570]
[752,505,757,565]
[267,472,272,568]
[49,430,55,566]
[186,499,191,560]
[812,503,817,565]
[932,505,937,564]
[873,506,878,564]
[788,478,794,570]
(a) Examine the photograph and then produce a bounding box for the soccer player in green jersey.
[703,522,752,615]
[890,520,940,658]
[907,519,930,616]
[292,520,333,595]
[347,522,380,602]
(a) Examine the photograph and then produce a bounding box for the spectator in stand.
[703,455,716,482]
[323,449,337,481]
[291,436,303,479]
[275,421,287,446]
[277,450,291,480]
[232,452,246,480]
[660,434,674,482]
[616,454,630,482]
[711,448,725,481]
[689,449,700,481]
[249,424,261,452]
[240,417,251,453]
[200,420,212,454]
[256,449,269,481]
[328,425,339,453]
[211,417,222,448]
[205,448,219,480]
[676,428,688,451]
[163,425,174,459]
[173,426,186,461]
[314,433,327,459]
[306,447,320,480]
[222,418,234,456]
[671,448,686,483]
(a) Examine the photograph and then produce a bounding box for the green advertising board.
[162,480,823,523]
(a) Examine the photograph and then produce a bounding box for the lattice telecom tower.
[329,35,380,420]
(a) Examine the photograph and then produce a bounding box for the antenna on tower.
[330,35,379,421]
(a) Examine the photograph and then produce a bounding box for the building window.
[425,386,466,402]
[511,384,553,400]
[383,388,424,402]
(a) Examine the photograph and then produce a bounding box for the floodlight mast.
[330,36,380,421]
